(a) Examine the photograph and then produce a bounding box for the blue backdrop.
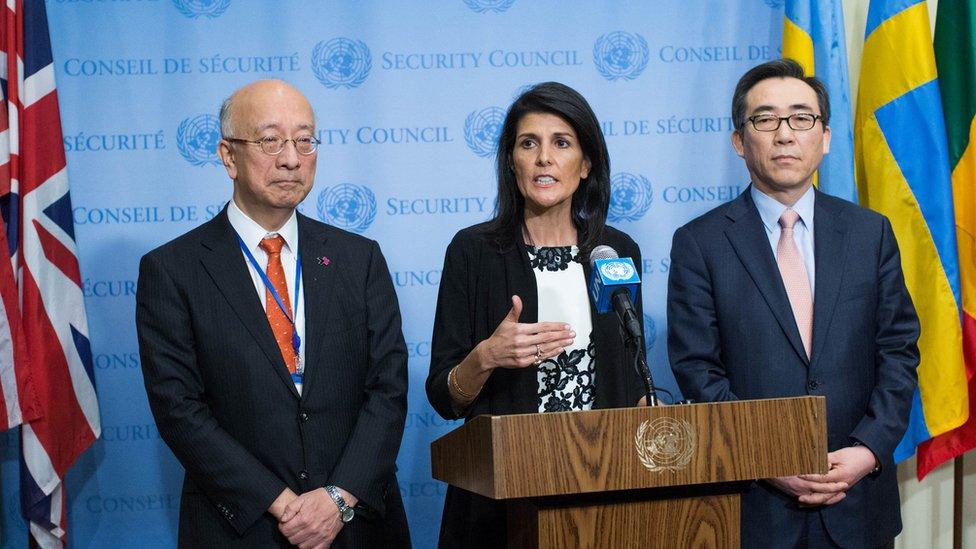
[1,1,782,546]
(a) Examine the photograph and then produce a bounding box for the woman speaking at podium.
[426,81,646,547]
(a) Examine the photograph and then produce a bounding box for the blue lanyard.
[235,233,304,379]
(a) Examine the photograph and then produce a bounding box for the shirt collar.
[226,200,299,253]
[750,184,815,233]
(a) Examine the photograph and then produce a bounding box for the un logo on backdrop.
[463,0,516,13]
[177,115,221,166]
[608,173,653,222]
[511,83,535,101]
[643,314,656,353]
[172,0,230,18]
[764,0,785,8]
[464,107,505,157]
[312,38,372,89]
[593,31,649,81]
[317,184,377,233]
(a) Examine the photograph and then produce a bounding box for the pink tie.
[777,210,813,358]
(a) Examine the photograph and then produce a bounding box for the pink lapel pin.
[317,256,331,266]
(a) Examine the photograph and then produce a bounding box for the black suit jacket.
[426,222,646,548]
[667,188,920,548]
[136,208,410,548]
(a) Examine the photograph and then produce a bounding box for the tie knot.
[259,235,286,255]
[779,209,800,230]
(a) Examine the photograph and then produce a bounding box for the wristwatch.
[325,485,355,523]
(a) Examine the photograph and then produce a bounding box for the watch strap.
[325,485,354,522]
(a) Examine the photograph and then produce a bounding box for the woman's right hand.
[476,295,576,371]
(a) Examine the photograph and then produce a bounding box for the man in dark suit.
[136,79,410,548]
[667,59,920,548]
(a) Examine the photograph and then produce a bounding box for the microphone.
[588,245,642,341]
[589,245,658,406]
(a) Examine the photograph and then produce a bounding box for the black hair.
[487,81,610,258]
[731,58,830,131]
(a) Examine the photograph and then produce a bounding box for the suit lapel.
[724,190,809,364]
[810,193,849,367]
[199,209,301,398]
[296,214,334,399]
[507,239,540,413]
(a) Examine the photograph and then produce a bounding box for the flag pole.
[953,456,962,549]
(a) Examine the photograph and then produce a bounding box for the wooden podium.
[431,397,826,548]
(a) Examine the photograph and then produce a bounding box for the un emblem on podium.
[593,31,649,82]
[316,184,377,233]
[464,107,505,158]
[635,417,696,472]
[172,0,231,19]
[608,173,652,222]
[463,0,516,13]
[312,38,372,89]
[177,114,221,167]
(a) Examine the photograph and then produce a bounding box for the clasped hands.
[768,445,878,507]
[269,486,358,549]
[477,295,576,370]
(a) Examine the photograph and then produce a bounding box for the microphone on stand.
[588,245,659,406]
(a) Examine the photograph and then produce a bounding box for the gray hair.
[219,94,236,138]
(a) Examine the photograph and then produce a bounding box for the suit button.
[299,411,309,422]
[808,379,820,390]
[299,470,309,480]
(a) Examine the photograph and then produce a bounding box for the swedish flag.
[855,0,969,476]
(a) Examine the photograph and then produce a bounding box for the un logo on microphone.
[463,0,516,12]
[593,31,649,82]
[316,184,377,233]
[172,0,231,19]
[177,115,221,167]
[464,107,505,158]
[608,173,653,222]
[599,260,636,282]
[311,38,372,89]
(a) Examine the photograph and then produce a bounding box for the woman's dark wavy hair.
[486,81,611,258]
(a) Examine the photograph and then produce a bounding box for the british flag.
[0,1,100,546]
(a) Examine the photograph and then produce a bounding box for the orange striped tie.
[259,236,297,373]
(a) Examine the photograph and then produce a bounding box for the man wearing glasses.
[137,79,410,548]
[667,59,919,547]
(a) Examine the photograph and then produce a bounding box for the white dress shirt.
[227,200,307,393]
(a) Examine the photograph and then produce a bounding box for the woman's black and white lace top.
[526,245,596,413]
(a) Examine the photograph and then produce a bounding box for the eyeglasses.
[746,113,822,132]
[224,135,321,155]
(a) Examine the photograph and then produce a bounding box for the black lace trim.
[537,340,596,412]
[526,245,577,272]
